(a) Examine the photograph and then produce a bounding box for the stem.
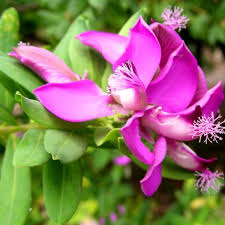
[0,123,44,134]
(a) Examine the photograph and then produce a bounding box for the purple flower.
[99,217,105,225]
[10,13,224,196]
[118,205,126,215]
[109,212,117,223]
[75,16,224,195]
[114,155,131,166]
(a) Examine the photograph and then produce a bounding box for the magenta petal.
[167,139,216,171]
[114,155,131,165]
[141,107,193,141]
[114,17,161,87]
[150,22,182,69]
[140,136,167,196]
[176,81,224,119]
[76,31,128,64]
[34,80,114,122]
[9,45,80,83]
[190,67,208,104]
[147,42,198,112]
[142,82,224,141]
[120,112,154,165]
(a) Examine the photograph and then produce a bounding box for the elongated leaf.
[0,103,17,125]
[43,159,82,224]
[44,129,87,163]
[119,8,147,36]
[0,83,14,112]
[13,129,50,167]
[94,128,121,147]
[68,15,105,83]
[0,8,19,53]
[0,55,44,95]
[0,135,31,225]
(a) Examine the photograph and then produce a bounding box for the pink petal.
[179,81,224,118]
[141,82,224,141]
[140,136,167,196]
[34,80,114,122]
[141,107,193,141]
[114,17,161,88]
[120,112,154,165]
[9,45,80,83]
[75,31,128,64]
[190,67,208,104]
[147,42,198,112]
[150,22,182,69]
[114,155,131,166]
[167,139,216,171]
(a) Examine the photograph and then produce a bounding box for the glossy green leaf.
[94,128,121,146]
[68,15,105,83]
[0,103,17,125]
[0,83,14,112]
[54,15,76,66]
[162,157,194,180]
[0,135,31,225]
[0,55,44,95]
[44,129,87,163]
[43,159,82,224]
[0,8,19,53]
[119,8,147,36]
[13,129,50,167]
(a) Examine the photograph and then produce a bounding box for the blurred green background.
[1,0,225,225]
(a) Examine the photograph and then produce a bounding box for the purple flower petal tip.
[114,155,131,165]
[140,136,167,196]
[167,139,216,171]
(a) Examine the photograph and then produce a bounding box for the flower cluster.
[9,6,224,196]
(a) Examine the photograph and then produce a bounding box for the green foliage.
[43,159,82,224]
[0,55,44,96]
[44,129,87,163]
[13,128,50,167]
[0,135,31,225]
[0,8,19,53]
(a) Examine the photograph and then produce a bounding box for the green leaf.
[0,135,31,225]
[0,8,19,53]
[94,128,121,146]
[162,157,194,180]
[44,129,87,163]
[0,103,17,125]
[43,159,82,224]
[68,15,105,83]
[13,129,50,167]
[0,55,44,95]
[16,92,88,129]
[119,8,147,36]
[0,83,14,112]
